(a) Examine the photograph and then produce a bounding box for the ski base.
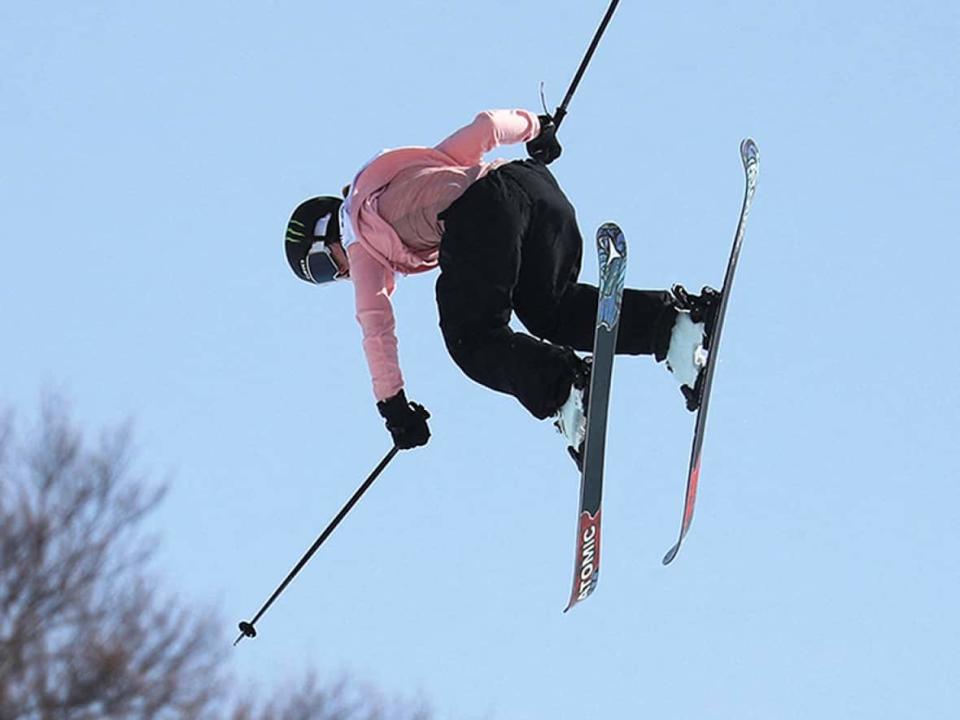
[662,138,759,565]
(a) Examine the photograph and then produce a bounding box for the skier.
[284,109,717,458]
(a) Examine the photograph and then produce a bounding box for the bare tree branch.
[0,400,220,719]
[0,398,436,720]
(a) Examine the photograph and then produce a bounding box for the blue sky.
[2,1,958,718]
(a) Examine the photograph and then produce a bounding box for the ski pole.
[234,446,400,646]
[552,0,622,130]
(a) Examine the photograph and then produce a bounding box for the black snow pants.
[435,159,677,420]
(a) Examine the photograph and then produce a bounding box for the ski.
[565,222,627,611]
[662,138,760,565]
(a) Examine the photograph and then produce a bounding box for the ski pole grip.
[553,106,568,130]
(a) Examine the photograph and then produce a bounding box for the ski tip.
[740,138,759,165]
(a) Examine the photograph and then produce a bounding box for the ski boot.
[667,284,721,412]
[553,355,592,470]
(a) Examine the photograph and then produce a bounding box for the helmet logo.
[286,219,306,243]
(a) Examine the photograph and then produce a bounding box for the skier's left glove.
[377,389,431,450]
[526,114,562,165]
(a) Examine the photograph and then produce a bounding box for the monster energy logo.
[286,219,306,243]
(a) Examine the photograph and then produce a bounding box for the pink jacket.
[345,110,541,401]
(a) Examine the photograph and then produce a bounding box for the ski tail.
[565,509,603,611]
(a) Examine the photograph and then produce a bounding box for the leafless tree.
[230,674,433,720]
[0,399,433,720]
[0,398,222,718]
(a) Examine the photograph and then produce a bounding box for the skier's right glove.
[377,389,431,450]
[526,114,562,165]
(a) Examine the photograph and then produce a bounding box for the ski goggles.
[304,243,348,284]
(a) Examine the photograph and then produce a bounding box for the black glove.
[376,389,431,450]
[526,114,562,165]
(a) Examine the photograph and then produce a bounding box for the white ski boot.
[666,311,708,407]
[666,285,720,411]
[553,357,592,469]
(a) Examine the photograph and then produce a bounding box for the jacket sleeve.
[435,110,541,166]
[348,243,404,402]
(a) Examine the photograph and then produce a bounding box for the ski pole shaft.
[553,0,622,130]
[234,446,400,646]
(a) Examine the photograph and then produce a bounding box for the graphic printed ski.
[662,139,760,565]
[565,222,626,611]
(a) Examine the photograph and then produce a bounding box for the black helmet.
[284,196,347,284]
